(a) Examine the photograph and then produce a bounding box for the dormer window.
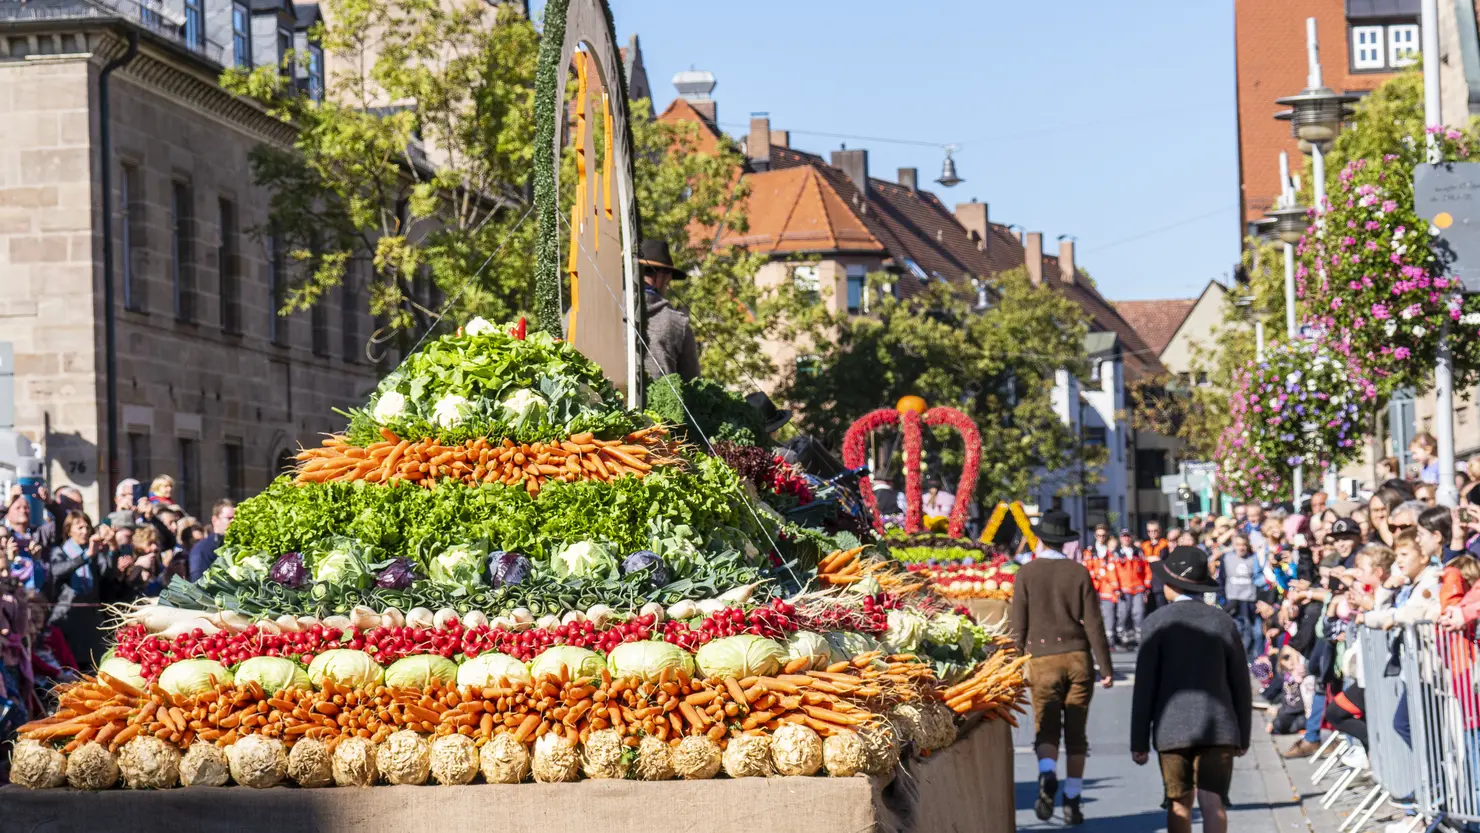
[1350,21,1419,72]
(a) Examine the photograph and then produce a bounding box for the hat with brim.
[1153,545,1221,595]
[1326,517,1362,541]
[745,392,792,434]
[638,238,684,279]
[1034,509,1079,546]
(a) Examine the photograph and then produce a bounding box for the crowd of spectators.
[0,476,233,781]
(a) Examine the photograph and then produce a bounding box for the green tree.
[782,269,1099,502]
[222,0,540,338]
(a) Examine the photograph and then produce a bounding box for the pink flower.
[1381,200,1398,213]
[1372,303,1390,319]
[1394,346,1411,360]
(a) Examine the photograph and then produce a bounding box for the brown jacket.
[1010,555,1114,675]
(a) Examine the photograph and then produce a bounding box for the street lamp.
[1274,19,1357,214]
[1265,202,1308,246]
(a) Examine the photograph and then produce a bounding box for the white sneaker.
[1340,745,1369,770]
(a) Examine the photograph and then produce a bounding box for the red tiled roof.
[716,165,885,254]
[657,98,724,155]
[1041,254,1167,380]
[1113,298,1197,357]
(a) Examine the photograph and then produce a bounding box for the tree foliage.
[781,270,1099,502]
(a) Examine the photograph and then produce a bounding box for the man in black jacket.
[1131,546,1252,833]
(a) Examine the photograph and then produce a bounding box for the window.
[223,441,245,502]
[845,264,866,314]
[902,257,927,280]
[311,297,329,356]
[278,28,292,75]
[341,264,360,362]
[307,44,325,102]
[1083,425,1108,447]
[1352,26,1384,70]
[231,1,251,68]
[121,162,144,311]
[170,180,194,322]
[177,437,201,517]
[127,432,151,480]
[219,198,240,333]
[268,234,288,346]
[791,264,820,303]
[1389,24,1419,68]
[1087,496,1110,514]
[183,0,203,50]
[1135,449,1166,490]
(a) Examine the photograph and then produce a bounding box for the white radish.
[255,619,283,635]
[380,608,405,629]
[406,608,436,629]
[666,600,699,620]
[695,599,727,616]
[718,583,758,604]
[214,610,253,634]
[158,617,220,638]
[128,604,212,633]
[349,606,381,631]
[462,610,490,630]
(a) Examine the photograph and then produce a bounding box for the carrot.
[110,724,140,750]
[99,671,144,699]
[723,678,749,707]
[783,657,811,675]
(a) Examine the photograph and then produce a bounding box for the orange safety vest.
[1112,549,1151,596]
[1084,555,1120,602]
[1140,538,1170,563]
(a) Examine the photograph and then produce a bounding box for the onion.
[296,616,320,631]
[254,619,282,636]
[718,583,758,604]
[510,607,534,625]
[560,610,586,626]
[379,608,405,629]
[535,614,560,630]
[406,607,435,629]
[461,610,489,630]
[273,615,302,634]
[695,599,727,616]
[584,605,614,628]
[666,600,699,620]
[640,602,666,623]
[322,615,352,631]
[214,610,252,634]
[433,608,461,630]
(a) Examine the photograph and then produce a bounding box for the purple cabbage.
[269,552,308,588]
[375,557,417,590]
[488,551,531,588]
[621,550,670,587]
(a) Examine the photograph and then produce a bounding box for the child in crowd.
[1267,646,1309,736]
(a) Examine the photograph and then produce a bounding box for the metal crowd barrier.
[1342,626,1420,832]
[1401,622,1480,829]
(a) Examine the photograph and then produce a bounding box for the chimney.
[1025,232,1044,285]
[770,130,790,149]
[831,148,869,196]
[955,200,988,248]
[898,168,918,192]
[1058,238,1076,284]
[672,69,718,125]
[748,114,772,171]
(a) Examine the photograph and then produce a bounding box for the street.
[1012,649,1312,832]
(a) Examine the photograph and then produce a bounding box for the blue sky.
[536,0,1241,302]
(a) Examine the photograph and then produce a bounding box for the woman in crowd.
[45,512,113,670]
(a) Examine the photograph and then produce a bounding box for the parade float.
[0,2,1022,830]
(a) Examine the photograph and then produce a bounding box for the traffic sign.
[1414,163,1480,292]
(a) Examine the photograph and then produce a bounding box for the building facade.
[0,1,377,519]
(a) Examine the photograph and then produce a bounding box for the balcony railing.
[0,0,227,64]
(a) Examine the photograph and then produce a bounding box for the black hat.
[745,391,792,434]
[1327,517,1362,541]
[1153,545,1221,595]
[1034,509,1079,546]
[638,239,684,279]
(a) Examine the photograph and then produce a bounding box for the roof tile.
[1113,299,1197,357]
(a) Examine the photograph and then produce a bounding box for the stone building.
[0,0,377,519]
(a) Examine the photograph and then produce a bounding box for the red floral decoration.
[923,406,981,538]
[900,409,925,533]
[842,408,902,533]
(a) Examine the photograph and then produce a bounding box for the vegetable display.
[17,321,1027,792]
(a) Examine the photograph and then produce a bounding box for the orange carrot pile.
[294,427,682,496]
[940,646,1029,721]
[815,546,868,585]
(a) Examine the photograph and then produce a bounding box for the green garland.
[531,0,570,339]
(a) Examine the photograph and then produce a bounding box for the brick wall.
[1235,0,1400,231]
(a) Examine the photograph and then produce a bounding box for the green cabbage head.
[430,543,487,590]
[607,641,695,682]
[457,653,532,687]
[694,635,786,679]
[784,631,837,671]
[159,659,233,696]
[926,613,979,656]
[234,656,311,695]
[530,646,606,680]
[97,654,147,692]
[550,541,618,581]
[307,649,384,689]
[385,655,459,688]
[883,610,928,653]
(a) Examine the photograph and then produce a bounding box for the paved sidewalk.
[1012,649,1315,831]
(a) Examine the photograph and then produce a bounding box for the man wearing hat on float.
[638,238,701,382]
[1011,509,1114,825]
[1131,546,1251,833]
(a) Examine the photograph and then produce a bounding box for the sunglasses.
[1388,523,1414,532]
